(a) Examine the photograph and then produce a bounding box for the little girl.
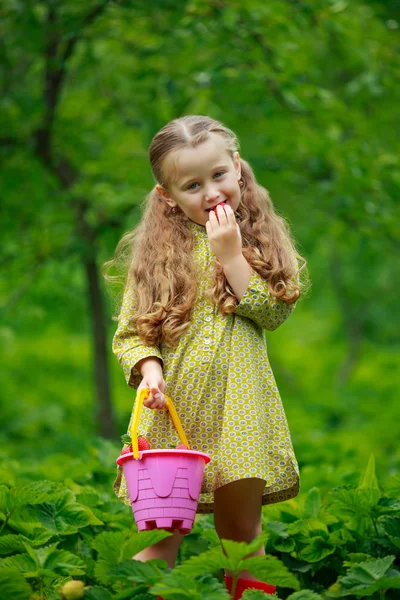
[108,115,306,598]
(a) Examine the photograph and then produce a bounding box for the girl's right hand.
[137,375,166,410]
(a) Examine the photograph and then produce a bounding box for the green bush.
[1,453,399,599]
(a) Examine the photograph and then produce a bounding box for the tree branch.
[248,32,309,114]
[34,0,112,167]
[0,136,20,148]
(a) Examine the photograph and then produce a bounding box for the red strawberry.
[212,201,226,212]
[121,444,132,455]
[138,437,151,450]
[175,444,189,450]
[212,201,227,223]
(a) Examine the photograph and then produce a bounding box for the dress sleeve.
[233,268,296,331]
[112,282,163,388]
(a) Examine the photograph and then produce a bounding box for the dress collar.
[187,219,208,238]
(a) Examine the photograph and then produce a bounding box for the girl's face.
[157,133,242,226]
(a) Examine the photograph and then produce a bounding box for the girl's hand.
[206,203,243,265]
[137,375,166,410]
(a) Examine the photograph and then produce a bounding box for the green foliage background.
[0,0,399,547]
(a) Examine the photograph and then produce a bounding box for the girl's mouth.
[206,201,227,212]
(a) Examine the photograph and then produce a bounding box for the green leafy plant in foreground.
[0,455,399,599]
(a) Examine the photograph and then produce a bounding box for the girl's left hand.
[206,204,243,265]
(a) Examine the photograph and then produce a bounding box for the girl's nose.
[204,185,219,201]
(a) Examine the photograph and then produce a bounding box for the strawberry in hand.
[210,201,227,223]
[206,202,243,265]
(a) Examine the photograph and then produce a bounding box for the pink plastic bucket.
[117,388,210,534]
[117,448,210,533]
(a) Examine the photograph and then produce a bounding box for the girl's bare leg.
[133,529,185,569]
[214,478,266,580]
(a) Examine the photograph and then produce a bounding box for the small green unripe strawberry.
[60,580,85,599]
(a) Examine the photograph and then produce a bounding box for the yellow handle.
[130,388,190,459]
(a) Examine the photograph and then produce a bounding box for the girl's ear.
[156,184,170,199]
[234,152,241,180]
[156,185,176,208]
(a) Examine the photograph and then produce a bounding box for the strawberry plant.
[0,452,399,599]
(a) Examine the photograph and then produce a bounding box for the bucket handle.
[130,388,190,459]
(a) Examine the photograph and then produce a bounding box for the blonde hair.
[104,115,307,348]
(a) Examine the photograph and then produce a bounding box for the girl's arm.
[223,256,297,331]
[222,255,252,302]
[112,283,163,388]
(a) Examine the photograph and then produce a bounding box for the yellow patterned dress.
[113,219,300,513]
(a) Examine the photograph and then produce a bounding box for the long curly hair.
[104,115,307,348]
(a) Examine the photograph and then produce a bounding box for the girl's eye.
[187,172,224,190]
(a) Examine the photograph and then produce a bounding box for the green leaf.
[304,488,321,518]
[23,542,40,567]
[289,517,329,537]
[220,534,269,570]
[0,532,53,555]
[342,555,395,585]
[287,591,323,600]
[84,587,113,600]
[92,531,128,564]
[358,455,380,493]
[383,473,400,497]
[380,516,400,548]
[14,481,65,507]
[273,537,296,552]
[339,555,397,595]
[83,506,104,527]
[45,548,86,575]
[121,594,153,600]
[0,486,12,515]
[176,545,228,577]
[1,482,65,523]
[298,536,336,563]
[0,535,28,556]
[152,571,230,599]
[94,559,114,587]
[343,553,373,566]
[199,528,221,547]
[266,521,289,537]
[92,529,171,565]
[242,591,278,600]
[0,553,37,573]
[121,433,131,445]
[175,537,274,582]
[76,492,101,508]
[377,497,400,514]
[122,530,173,561]
[328,488,381,535]
[328,528,354,547]
[242,555,300,590]
[37,491,95,533]
[110,558,166,584]
[0,568,32,600]
[7,505,51,537]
